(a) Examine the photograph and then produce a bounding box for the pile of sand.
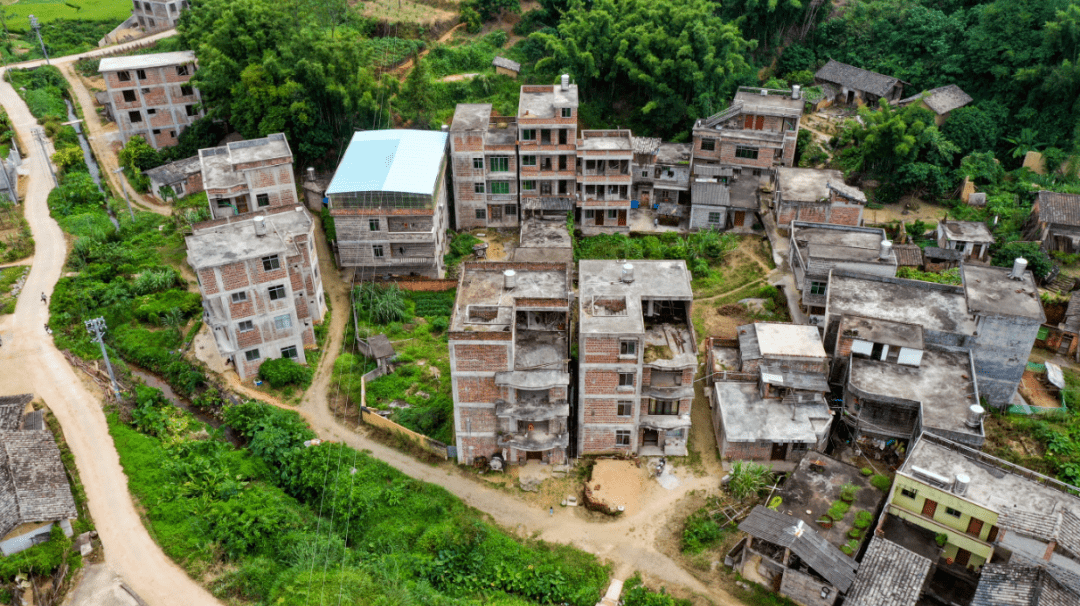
[585,459,648,515]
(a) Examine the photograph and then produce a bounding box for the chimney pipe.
[965,404,985,429]
[503,269,517,290]
[879,240,893,261]
[254,216,267,237]
[621,263,635,283]
[1011,257,1028,280]
[560,74,569,91]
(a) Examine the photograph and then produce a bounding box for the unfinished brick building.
[449,262,573,466]
[578,130,633,234]
[326,129,450,279]
[518,76,579,222]
[200,133,296,219]
[772,167,867,228]
[449,104,520,229]
[691,86,803,175]
[98,51,203,149]
[131,0,189,32]
[577,260,696,456]
[186,205,327,380]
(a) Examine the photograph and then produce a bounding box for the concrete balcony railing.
[497,430,569,451]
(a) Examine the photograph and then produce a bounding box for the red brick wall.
[458,406,498,432]
[718,142,775,168]
[582,399,634,424]
[797,205,827,224]
[777,204,797,226]
[457,377,504,402]
[829,205,862,226]
[236,326,262,348]
[584,369,630,394]
[302,327,315,347]
[459,435,498,460]
[252,259,287,285]
[720,441,772,461]
[229,299,254,319]
[221,262,249,290]
[199,268,219,294]
[584,337,619,364]
[837,336,853,357]
[581,426,632,453]
[453,344,509,371]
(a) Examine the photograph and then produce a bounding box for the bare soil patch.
[1018,369,1063,409]
[588,459,650,516]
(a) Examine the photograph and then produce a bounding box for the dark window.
[186,105,197,116]
[708,212,722,224]
[490,182,510,194]
[901,487,918,500]
[256,193,270,208]
[472,157,483,169]
[238,320,254,332]
[521,155,536,166]
[262,255,281,271]
[180,85,193,96]
[231,291,247,304]
[372,245,384,258]
[281,345,298,359]
[615,430,631,446]
[700,138,716,151]
[617,401,632,416]
[177,65,190,76]
[268,285,286,300]
[136,69,147,80]
[523,180,536,191]
[152,129,161,135]
[648,399,679,415]
[618,372,634,387]
[147,108,157,115]
[216,198,231,208]
[369,219,380,231]
[474,183,485,194]
[620,340,636,356]
[118,71,131,82]
[505,205,517,216]
[122,90,137,102]
[475,209,486,219]
[607,209,618,220]
[129,111,142,123]
[170,130,176,138]
[561,107,571,118]
[490,157,509,172]
[735,146,759,160]
[945,507,962,518]
[521,129,536,141]
[810,281,827,296]
[245,349,260,362]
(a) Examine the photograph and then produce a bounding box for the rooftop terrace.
[714,382,831,444]
[738,322,827,362]
[579,260,694,335]
[451,263,570,332]
[185,206,312,269]
[962,264,1045,322]
[826,271,976,335]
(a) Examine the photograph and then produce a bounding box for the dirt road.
[0,52,221,606]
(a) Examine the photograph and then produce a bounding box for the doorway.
[771,442,788,461]
[642,429,659,447]
[235,195,250,214]
[1060,334,1073,355]
[846,90,855,105]
[526,450,543,461]
[733,211,745,227]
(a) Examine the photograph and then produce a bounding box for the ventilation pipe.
[965,404,985,429]
[621,263,635,283]
[503,269,517,290]
[791,85,801,100]
[560,74,570,91]
[1011,257,1028,280]
[254,216,267,237]
[306,167,315,182]
[879,240,893,261]
[953,473,970,496]
[441,124,449,132]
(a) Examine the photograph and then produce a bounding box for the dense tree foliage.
[531,0,753,137]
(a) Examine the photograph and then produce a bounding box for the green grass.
[0,0,132,31]
[0,265,27,314]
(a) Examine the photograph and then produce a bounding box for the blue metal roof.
[325,130,448,196]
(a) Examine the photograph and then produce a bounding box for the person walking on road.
[41,292,47,304]
[549,507,554,517]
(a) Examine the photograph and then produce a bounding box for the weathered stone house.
[449,262,573,466]
[326,129,450,279]
[773,168,867,228]
[895,84,973,126]
[1027,190,1080,253]
[491,56,520,78]
[144,155,202,201]
[814,59,904,107]
[186,205,326,379]
[98,51,203,149]
[577,260,696,456]
[937,220,994,262]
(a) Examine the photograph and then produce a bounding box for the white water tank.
[503,269,517,290]
[953,473,970,496]
[879,240,893,260]
[561,74,570,90]
[1011,257,1028,280]
[621,263,635,283]
[792,85,801,100]
[965,404,985,429]
[254,216,267,236]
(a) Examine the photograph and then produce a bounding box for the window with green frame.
[1037,326,1049,340]
[521,155,536,166]
[490,157,509,172]
[523,180,536,191]
[735,146,759,159]
[490,182,510,194]
[810,281,827,296]
[522,129,536,141]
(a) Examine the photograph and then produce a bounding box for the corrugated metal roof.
[98,50,196,72]
[1036,191,1080,227]
[692,181,730,207]
[326,130,448,196]
[738,505,859,591]
[845,537,931,606]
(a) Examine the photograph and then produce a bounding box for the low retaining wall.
[359,376,450,459]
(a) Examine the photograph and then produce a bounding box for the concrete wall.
[971,314,1042,406]
[209,161,296,219]
[776,199,863,227]
[688,205,728,230]
[102,57,202,149]
[132,0,187,31]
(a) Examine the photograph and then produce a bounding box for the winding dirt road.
[0,38,221,606]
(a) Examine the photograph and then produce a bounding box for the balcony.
[498,430,569,451]
[495,398,570,421]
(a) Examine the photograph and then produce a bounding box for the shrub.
[848,528,861,539]
[840,482,859,502]
[257,358,313,389]
[847,538,860,551]
[840,545,853,555]
[681,509,727,554]
[854,511,873,529]
[727,460,775,500]
[353,283,408,325]
[860,467,873,476]
[871,474,892,491]
[828,500,850,521]
[132,289,202,324]
[935,533,947,547]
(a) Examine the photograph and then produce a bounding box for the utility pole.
[34,129,57,187]
[84,317,121,399]
[28,15,48,66]
[112,167,135,220]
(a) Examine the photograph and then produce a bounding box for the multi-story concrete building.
[577,260,696,456]
[131,0,189,32]
[518,76,579,220]
[449,104,520,230]
[788,221,897,315]
[823,260,1045,407]
[98,51,203,149]
[448,262,573,466]
[326,129,450,279]
[631,138,691,209]
[691,86,803,176]
[186,205,326,379]
[200,133,296,219]
[772,167,867,228]
[578,130,632,234]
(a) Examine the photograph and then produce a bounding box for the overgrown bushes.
[257,358,313,389]
[727,460,776,500]
[681,507,732,554]
[353,282,408,325]
[575,231,738,278]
